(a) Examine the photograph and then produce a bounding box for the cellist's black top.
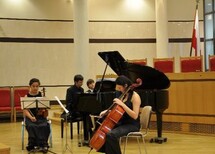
[118,91,140,129]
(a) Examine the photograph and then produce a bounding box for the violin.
[89,78,142,151]
[37,108,48,118]
[37,87,48,118]
[41,87,46,97]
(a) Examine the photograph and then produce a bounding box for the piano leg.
[150,112,167,144]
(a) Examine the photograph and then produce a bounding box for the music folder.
[20,97,50,109]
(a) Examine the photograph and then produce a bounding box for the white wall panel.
[168,21,204,38]
[167,0,203,20]
[0,20,73,37]
[0,0,73,20]
[89,0,155,21]
[0,43,75,86]
[89,22,156,38]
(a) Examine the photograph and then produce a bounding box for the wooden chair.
[180,56,203,72]
[13,87,29,122]
[0,87,13,122]
[127,58,147,66]
[153,57,175,73]
[209,55,215,71]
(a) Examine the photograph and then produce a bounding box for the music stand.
[54,96,73,154]
[21,97,50,110]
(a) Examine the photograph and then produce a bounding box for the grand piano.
[76,51,170,144]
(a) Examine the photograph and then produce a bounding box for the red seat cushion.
[181,59,202,72]
[14,88,29,107]
[132,61,146,66]
[154,61,174,73]
[0,89,11,108]
[210,57,215,71]
[0,107,11,111]
[14,106,22,111]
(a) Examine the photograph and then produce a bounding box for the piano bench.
[61,117,83,139]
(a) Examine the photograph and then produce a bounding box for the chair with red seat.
[180,56,203,72]
[209,55,215,71]
[0,87,13,122]
[13,87,29,122]
[127,58,147,66]
[153,57,175,73]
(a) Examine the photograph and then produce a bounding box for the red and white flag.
[190,4,201,56]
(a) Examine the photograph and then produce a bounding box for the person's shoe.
[26,145,34,151]
[42,146,48,153]
[60,112,66,118]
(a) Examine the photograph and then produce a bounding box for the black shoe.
[61,112,71,120]
[26,145,34,151]
[42,146,48,153]
[60,111,66,118]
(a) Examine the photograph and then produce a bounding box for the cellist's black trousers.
[104,124,139,154]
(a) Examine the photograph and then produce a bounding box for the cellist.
[98,75,141,154]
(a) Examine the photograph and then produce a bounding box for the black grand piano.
[76,51,170,144]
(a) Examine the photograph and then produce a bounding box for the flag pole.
[190,0,200,57]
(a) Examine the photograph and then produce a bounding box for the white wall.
[0,0,204,98]
[89,0,155,21]
[0,0,73,20]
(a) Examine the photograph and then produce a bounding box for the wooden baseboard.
[150,121,215,136]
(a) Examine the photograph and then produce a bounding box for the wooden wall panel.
[163,72,215,125]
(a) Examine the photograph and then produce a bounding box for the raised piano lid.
[98,51,170,90]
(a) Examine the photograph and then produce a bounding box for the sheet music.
[54,96,69,114]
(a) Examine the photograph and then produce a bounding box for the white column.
[73,0,89,77]
[155,0,168,58]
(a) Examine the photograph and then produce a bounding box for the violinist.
[98,75,141,154]
[23,78,50,153]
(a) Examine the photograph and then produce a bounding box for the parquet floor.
[0,122,214,154]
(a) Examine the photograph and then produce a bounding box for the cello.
[89,78,142,151]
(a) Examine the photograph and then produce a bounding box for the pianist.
[61,74,84,119]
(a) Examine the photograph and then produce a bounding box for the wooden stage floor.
[0,122,214,154]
